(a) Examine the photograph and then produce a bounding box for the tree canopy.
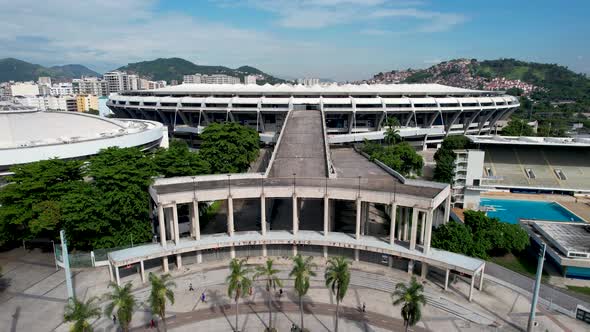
[431,210,529,259]
[432,135,471,183]
[361,140,423,177]
[154,140,210,177]
[501,118,535,136]
[199,122,260,173]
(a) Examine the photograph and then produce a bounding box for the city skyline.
[0,0,589,81]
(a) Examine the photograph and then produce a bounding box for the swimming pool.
[480,198,583,224]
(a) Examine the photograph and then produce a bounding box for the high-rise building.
[73,77,108,96]
[297,78,320,86]
[16,95,77,112]
[183,74,201,84]
[244,75,257,85]
[10,82,40,96]
[104,71,131,94]
[182,73,240,84]
[148,81,167,89]
[128,75,140,90]
[38,76,52,86]
[76,95,99,112]
[50,83,74,96]
[139,78,151,90]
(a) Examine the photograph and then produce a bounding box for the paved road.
[133,300,428,332]
[485,261,590,313]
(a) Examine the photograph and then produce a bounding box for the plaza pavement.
[1,249,589,332]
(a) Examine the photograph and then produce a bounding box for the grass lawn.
[566,285,590,297]
[490,253,549,281]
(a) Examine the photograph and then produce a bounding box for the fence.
[55,242,150,269]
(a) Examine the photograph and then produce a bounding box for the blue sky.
[0,0,589,81]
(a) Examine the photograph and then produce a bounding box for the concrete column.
[176,254,182,270]
[293,245,297,257]
[323,196,329,236]
[230,246,236,258]
[363,202,370,235]
[323,246,328,258]
[469,274,475,302]
[479,266,485,291]
[262,244,267,257]
[108,262,114,282]
[115,265,120,286]
[410,208,419,250]
[191,200,200,240]
[355,198,362,240]
[260,195,266,236]
[389,203,397,245]
[354,249,359,262]
[420,211,426,244]
[403,208,409,241]
[388,256,393,268]
[421,263,428,279]
[292,195,298,235]
[163,257,169,273]
[172,203,180,244]
[407,260,414,275]
[197,251,202,264]
[140,261,145,284]
[423,209,434,254]
[227,196,234,236]
[158,204,166,248]
[166,208,173,243]
[444,269,450,291]
[444,195,451,223]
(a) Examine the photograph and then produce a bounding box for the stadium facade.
[107,83,520,146]
[0,103,167,171]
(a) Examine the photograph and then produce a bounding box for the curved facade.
[0,107,166,170]
[107,83,519,145]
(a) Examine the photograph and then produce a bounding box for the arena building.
[0,102,167,171]
[108,105,488,301]
[107,83,519,147]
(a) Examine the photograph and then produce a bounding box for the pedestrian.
[362,302,366,312]
[249,287,253,296]
[112,315,117,324]
[279,288,283,297]
[291,323,296,331]
[150,318,155,328]
[201,292,206,303]
[189,282,194,291]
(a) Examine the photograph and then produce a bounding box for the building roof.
[127,83,497,95]
[529,221,590,257]
[467,135,590,147]
[0,110,148,149]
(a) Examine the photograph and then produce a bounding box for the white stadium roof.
[467,135,590,147]
[141,83,495,95]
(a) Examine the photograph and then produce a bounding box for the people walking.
[189,282,194,291]
[362,302,366,312]
[201,292,206,303]
[112,315,117,324]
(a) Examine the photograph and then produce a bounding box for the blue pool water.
[480,198,583,224]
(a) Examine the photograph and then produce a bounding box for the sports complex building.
[106,83,520,147]
[105,86,495,301]
[0,102,167,172]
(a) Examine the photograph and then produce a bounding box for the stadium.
[107,83,519,147]
[0,102,167,172]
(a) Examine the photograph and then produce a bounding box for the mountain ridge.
[0,58,100,82]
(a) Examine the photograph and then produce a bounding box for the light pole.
[292,173,296,193]
[357,176,361,198]
[227,174,231,196]
[527,242,546,332]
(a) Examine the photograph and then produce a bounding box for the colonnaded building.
[106,83,502,301]
[107,83,520,147]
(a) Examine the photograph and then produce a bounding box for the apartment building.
[182,73,240,84]
[72,77,108,96]
[76,95,99,112]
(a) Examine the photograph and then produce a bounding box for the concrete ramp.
[268,109,327,178]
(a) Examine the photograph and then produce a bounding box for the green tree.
[226,258,253,332]
[254,258,282,332]
[361,141,423,177]
[501,118,535,136]
[154,140,210,177]
[431,221,475,255]
[103,282,136,332]
[289,255,317,331]
[148,273,176,331]
[199,122,260,173]
[433,135,471,183]
[63,297,102,332]
[87,147,156,248]
[0,159,83,245]
[384,117,401,145]
[324,257,350,332]
[392,277,427,332]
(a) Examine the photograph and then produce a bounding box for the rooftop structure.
[523,220,590,279]
[0,104,167,170]
[467,135,590,147]
[107,83,519,147]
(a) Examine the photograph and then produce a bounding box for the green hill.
[0,58,100,82]
[115,57,285,85]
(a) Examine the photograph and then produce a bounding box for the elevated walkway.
[268,109,327,178]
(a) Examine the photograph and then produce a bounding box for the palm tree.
[392,276,427,332]
[148,273,176,331]
[103,281,136,332]
[289,255,316,331]
[226,258,253,332]
[254,258,283,331]
[324,256,350,332]
[63,297,101,332]
[384,117,401,145]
